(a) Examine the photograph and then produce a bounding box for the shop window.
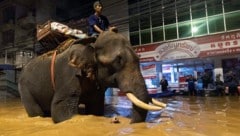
[164,11,176,25]
[2,30,14,47]
[140,14,150,30]
[222,58,240,83]
[176,0,190,22]
[2,6,15,24]
[225,11,240,31]
[207,0,223,16]
[145,78,158,89]
[152,27,164,42]
[208,15,224,33]
[151,0,163,27]
[224,0,240,13]
[160,61,214,89]
[163,0,176,25]
[179,66,195,77]
[191,0,206,19]
[162,64,173,83]
[129,16,139,32]
[192,19,207,36]
[130,32,139,46]
[165,24,177,40]
[177,8,190,22]
[151,12,163,28]
[128,0,139,15]
[178,21,191,38]
[140,63,158,90]
[128,0,138,5]
[139,1,150,30]
[140,29,151,44]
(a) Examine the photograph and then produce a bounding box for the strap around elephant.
[51,50,57,91]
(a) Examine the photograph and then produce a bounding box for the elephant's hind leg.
[20,88,44,117]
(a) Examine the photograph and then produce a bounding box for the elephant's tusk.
[152,98,167,108]
[126,93,162,111]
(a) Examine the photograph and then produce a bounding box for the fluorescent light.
[192,27,198,33]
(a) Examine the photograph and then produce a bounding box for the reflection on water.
[1,96,240,136]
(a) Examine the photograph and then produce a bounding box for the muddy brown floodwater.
[1,96,240,136]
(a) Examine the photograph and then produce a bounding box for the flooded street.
[1,96,240,136]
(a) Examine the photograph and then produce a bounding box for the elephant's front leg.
[51,92,80,123]
[131,105,148,123]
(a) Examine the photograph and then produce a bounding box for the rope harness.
[50,50,57,91]
[50,38,77,91]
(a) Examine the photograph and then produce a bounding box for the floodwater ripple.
[0,96,240,136]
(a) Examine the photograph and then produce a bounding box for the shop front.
[134,30,240,95]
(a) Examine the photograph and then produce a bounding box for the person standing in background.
[186,75,197,96]
[226,71,239,96]
[160,76,168,92]
[201,71,212,89]
[215,74,225,96]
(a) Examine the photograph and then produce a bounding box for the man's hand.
[109,26,118,33]
[94,25,104,33]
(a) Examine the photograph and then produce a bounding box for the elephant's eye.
[112,55,124,71]
[115,56,121,64]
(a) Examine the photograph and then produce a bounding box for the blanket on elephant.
[36,20,92,55]
[41,38,77,57]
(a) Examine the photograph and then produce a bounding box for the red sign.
[142,64,156,70]
[133,30,240,62]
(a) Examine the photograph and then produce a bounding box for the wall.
[35,0,56,24]
[101,0,129,38]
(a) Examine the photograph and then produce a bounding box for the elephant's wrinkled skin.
[18,31,162,123]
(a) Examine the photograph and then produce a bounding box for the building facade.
[130,0,240,94]
[0,0,36,98]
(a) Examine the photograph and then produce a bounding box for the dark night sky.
[56,0,96,20]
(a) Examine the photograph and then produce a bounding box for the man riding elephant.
[18,30,166,123]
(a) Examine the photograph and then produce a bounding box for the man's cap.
[93,1,102,8]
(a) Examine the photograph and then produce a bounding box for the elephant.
[18,30,166,124]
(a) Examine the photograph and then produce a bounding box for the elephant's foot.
[22,99,45,117]
[130,106,148,123]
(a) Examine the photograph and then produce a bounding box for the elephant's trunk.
[116,64,165,123]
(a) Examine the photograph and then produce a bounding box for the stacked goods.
[36,20,88,53]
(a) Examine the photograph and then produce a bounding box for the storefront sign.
[155,40,200,60]
[140,64,159,93]
[134,30,240,62]
[141,64,156,75]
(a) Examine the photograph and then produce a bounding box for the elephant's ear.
[68,52,84,68]
[68,58,78,67]
[68,45,95,68]
[68,50,96,80]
